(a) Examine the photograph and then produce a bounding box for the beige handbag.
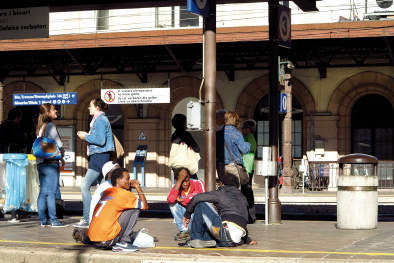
[110,134,124,162]
[168,142,201,175]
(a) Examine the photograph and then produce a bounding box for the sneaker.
[112,241,139,252]
[39,221,50,227]
[51,220,68,228]
[73,219,89,228]
[178,239,216,248]
[174,231,190,241]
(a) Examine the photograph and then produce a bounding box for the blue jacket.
[217,126,250,164]
[85,113,114,155]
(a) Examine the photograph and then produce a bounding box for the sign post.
[12,92,77,106]
[134,145,148,187]
[278,5,291,49]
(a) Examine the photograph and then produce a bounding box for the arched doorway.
[351,94,394,160]
[171,97,205,182]
[254,93,303,159]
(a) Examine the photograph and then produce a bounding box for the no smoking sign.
[278,5,291,49]
[104,90,116,103]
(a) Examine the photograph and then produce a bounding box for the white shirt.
[89,180,112,223]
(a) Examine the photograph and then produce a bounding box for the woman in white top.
[36,103,67,227]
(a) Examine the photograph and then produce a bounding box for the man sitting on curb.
[167,167,206,241]
[180,173,257,248]
[88,161,121,224]
[88,168,149,252]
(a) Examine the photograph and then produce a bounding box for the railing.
[291,160,394,191]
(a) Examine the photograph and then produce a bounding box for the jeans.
[189,202,232,247]
[37,163,59,223]
[81,169,103,221]
[169,203,194,232]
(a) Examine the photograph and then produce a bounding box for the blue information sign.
[187,0,209,18]
[280,93,288,113]
[12,92,77,106]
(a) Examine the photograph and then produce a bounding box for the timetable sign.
[13,92,77,106]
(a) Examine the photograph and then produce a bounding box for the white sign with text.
[58,126,75,176]
[0,6,49,40]
[101,87,170,104]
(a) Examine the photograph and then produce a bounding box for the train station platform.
[0,212,394,263]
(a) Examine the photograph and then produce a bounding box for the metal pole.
[268,0,281,224]
[204,0,216,192]
[265,176,269,225]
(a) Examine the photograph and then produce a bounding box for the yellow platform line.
[0,240,393,257]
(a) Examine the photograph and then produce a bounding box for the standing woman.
[217,111,251,185]
[36,103,67,227]
[171,114,200,180]
[73,98,114,228]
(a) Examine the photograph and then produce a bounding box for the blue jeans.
[37,163,59,223]
[190,202,232,247]
[169,203,194,232]
[81,169,103,221]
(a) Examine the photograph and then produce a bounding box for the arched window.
[254,93,303,159]
[351,94,394,160]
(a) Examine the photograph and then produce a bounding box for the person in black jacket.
[0,108,27,153]
[171,113,200,180]
[180,173,257,248]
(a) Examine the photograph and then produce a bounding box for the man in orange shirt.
[88,168,149,252]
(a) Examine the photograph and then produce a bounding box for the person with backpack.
[35,103,67,227]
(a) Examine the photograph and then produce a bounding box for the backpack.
[72,228,92,244]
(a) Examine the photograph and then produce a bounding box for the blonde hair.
[224,111,240,127]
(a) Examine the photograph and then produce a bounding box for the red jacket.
[167,180,206,207]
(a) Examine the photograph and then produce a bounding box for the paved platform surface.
[1,213,394,263]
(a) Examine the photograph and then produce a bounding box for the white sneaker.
[73,219,89,228]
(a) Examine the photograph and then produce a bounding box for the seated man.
[181,173,257,248]
[88,161,121,224]
[167,167,206,241]
[88,168,149,252]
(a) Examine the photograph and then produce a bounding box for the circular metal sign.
[196,0,208,9]
[279,11,290,42]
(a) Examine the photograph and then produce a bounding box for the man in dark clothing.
[0,108,27,153]
[180,173,257,248]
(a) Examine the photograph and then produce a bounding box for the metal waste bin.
[337,154,378,229]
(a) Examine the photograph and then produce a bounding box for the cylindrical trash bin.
[23,154,39,212]
[337,154,378,230]
[2,154,28,213]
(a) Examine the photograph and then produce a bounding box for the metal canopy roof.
[0,36,391,84]
[1,0,320,12]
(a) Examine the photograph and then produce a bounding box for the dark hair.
[172,114,186,130]
[173,167,191,180]
[91,98,109,112]
[8,108,22,120]
[104,161,120,180]
[111,167,129,186]
[221,173,240,188]
[36,103,53,136]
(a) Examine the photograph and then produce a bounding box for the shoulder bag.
[110,133,124,162]
[224,141,250,185]
[32,123,62,159]
[168,132,200,174]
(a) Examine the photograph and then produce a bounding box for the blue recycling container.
[2,154,28,213]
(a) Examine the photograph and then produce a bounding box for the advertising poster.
[58,126,75,176]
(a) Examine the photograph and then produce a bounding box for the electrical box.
[315,139,325,155]
[187,101,205,130]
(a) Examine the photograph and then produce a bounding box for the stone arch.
[146,76,223,185]
[2,81,45,120]
[235,74,315,156]
[327,71,394,155]
[235,75,315,119]
[69,79,137,177]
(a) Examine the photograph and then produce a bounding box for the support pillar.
[280,73,293,194]
[268,0,281,224]
[204,0,216,192]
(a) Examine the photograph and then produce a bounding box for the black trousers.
[241,171,256,223]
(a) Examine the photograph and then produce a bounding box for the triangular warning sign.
[137,131,147,140]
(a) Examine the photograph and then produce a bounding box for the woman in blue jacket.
[216,111,250,185]
[73,98,114,228]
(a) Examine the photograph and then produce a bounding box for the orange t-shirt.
[88,187,144,242]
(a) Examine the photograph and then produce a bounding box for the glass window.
[97,10,109,31]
